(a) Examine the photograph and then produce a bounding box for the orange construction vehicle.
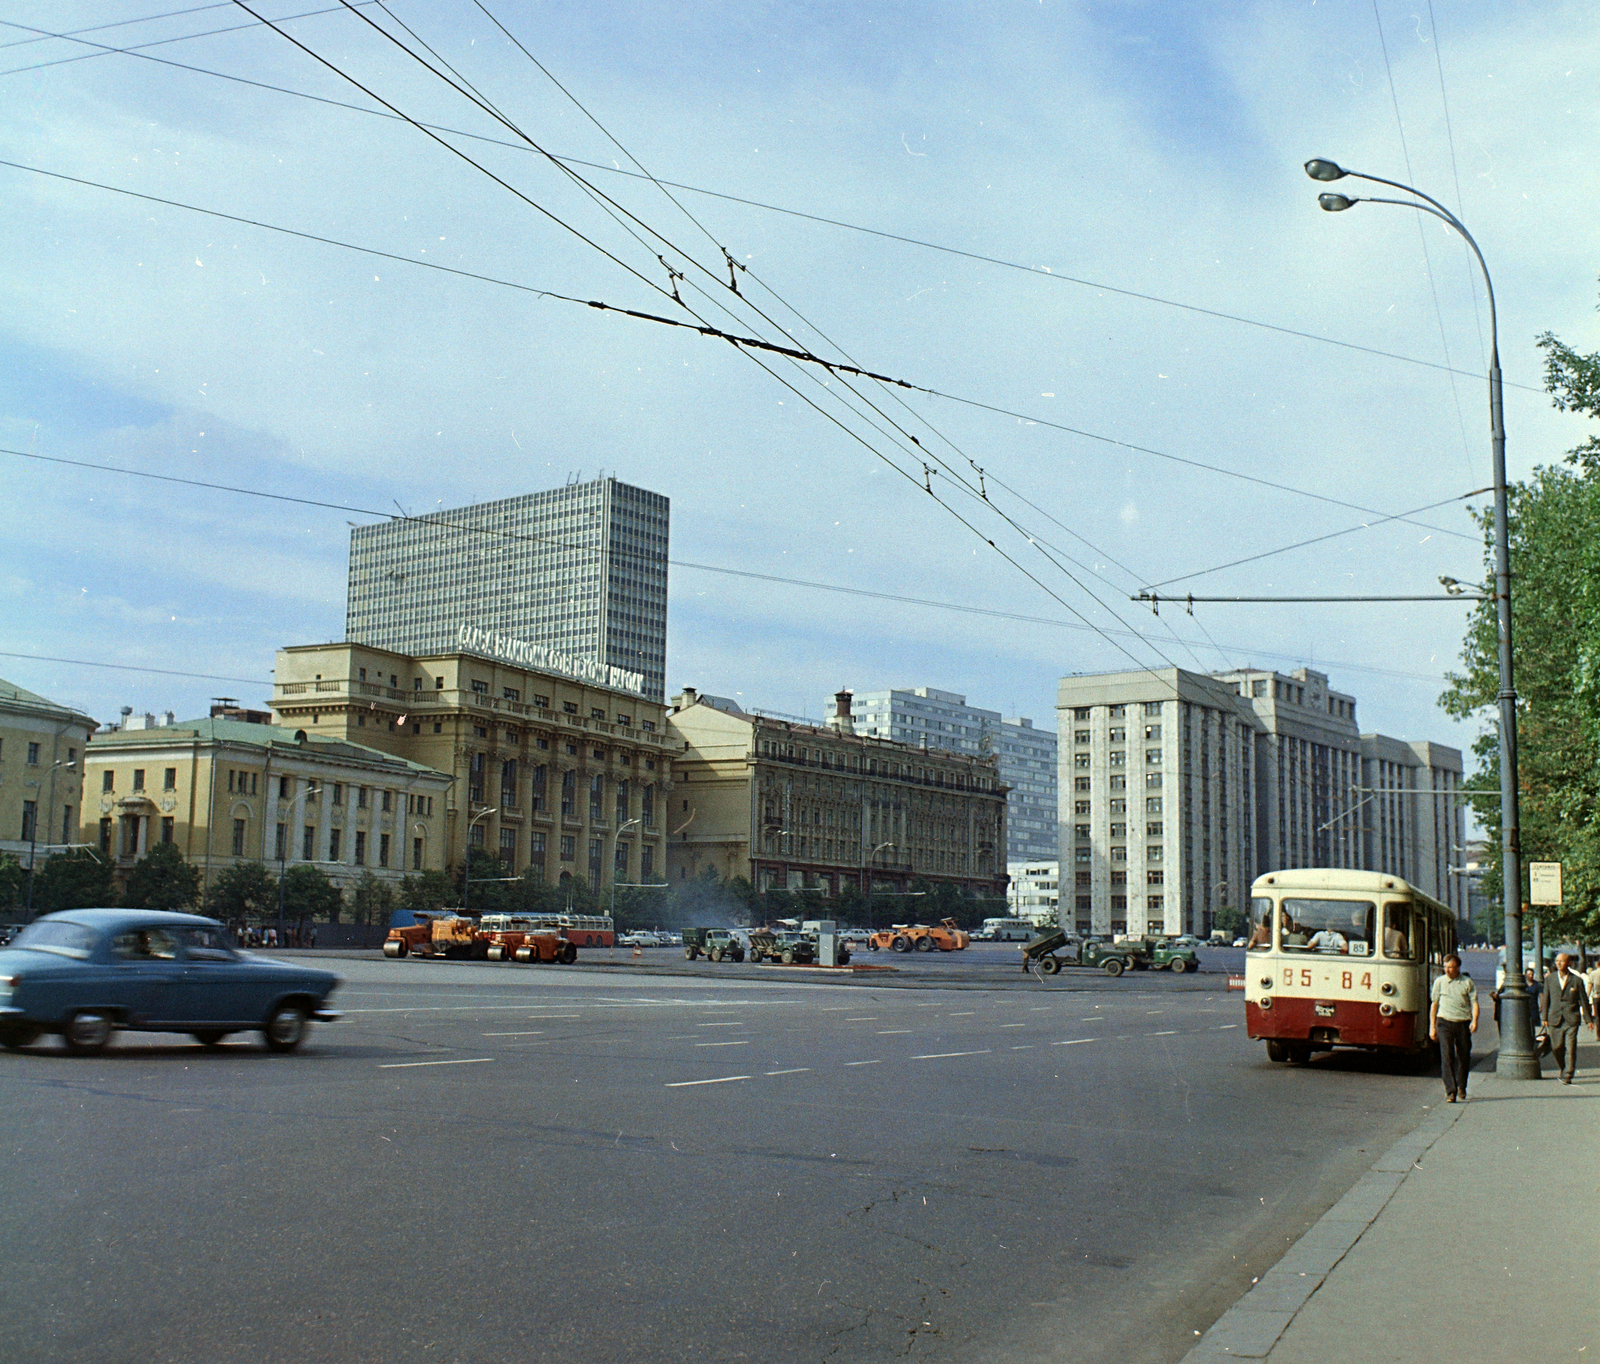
[479,914,578,965]
[382,912,485,960]
[866,918,971,953]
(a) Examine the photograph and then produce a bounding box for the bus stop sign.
[1529,862,1563,906]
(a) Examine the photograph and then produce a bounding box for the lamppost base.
[1494,1052,1542,1080]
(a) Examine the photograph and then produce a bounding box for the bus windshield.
[1278,899,1375,956]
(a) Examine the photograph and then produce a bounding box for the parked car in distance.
[1232,937,1248,949]
[0,909,341,1054]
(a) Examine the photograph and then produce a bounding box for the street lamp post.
[611,817,642,926]
[23,759,76,922]
[276,785,320,946]
[863,841,895,931]
[1304,158,1537,1078]
[462,807,499,916]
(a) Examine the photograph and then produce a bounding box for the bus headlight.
[1259,978,1273,989]
[1380,982,1396,996]
[1258,997,1272,1010]
[1379,1002,1395,1016]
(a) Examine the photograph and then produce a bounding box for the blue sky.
[2,0,1597,776]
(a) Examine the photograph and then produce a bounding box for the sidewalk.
[1184,1033,1600,1363]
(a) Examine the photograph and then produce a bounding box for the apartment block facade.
[1057,666,1464,938]
[271,641,678,890]
[840,686,1057,862]
[667,689,1008,898]
[346,476,670,701]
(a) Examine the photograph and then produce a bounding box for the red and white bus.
[1244,869,1454,1064]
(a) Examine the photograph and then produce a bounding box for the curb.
[1177,1056,1494,1362]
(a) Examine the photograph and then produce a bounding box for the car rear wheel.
[1037,956,1061,976]
[263,1003,309,1053]
[63,1010,114,1055]
[1101,958,1125,978]
[192,1030,229,1048]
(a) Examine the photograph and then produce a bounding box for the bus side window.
[1383,903,1411,959]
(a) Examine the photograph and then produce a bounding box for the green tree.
[204,861,278,922]
[122,842,202,910]
[1441,296,1600,944]
[0,853,25,914]
[351,870,397,927]
[281,863,344,922]
[31,848,116,915]
[399,869,457,918]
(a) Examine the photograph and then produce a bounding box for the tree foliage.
[204,861,277,921]
[281,863,344,922]
[0,853,26,914]
[31,848,116,915]
[351,871,397,927]
[122,842,202,910]
[1442,297,1600,943]
[398,869,457,918]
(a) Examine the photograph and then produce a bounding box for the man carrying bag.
[1539,953,1594,1085]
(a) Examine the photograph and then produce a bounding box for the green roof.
[0,676,97,726]
[89,716,448,778]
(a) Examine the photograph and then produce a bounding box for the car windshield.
[10,919,97,960]
[1278,899,1375,955]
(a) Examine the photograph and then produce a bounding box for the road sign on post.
[1529,862,1562,906]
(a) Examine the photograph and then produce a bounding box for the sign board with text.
[1529,861,1563,906]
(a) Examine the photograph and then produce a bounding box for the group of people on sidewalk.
[1430,951,1598,1101]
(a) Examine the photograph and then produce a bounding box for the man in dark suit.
[1540,953,1594,1085]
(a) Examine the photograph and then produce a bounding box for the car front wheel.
[63,1010,114,1055]
[263,1003,309,1053]
[0,1023,41,1051]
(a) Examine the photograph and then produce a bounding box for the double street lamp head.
[1318,193,1355,212]
[1304,158,1347,181]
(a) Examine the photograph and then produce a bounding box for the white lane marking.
[1219,1023,1240,1030]
[817,1007,853,1011]
[1051,1039,1095,1046]
[697,1022,744,1028]
[844,1059,882,1067]
[1000,1023,1026,1028]
[911,1050,991,1060]
[665,1075,750,1088]
[1010,1045,1035,1050]
[345,1006,577,1015]
[482,1031,544,1037]
[876,1029,912,1035]
[946,1011,977,1017]
[845,1017,877,1021]
[523,1014,583,1019]
[1029,1006,1053,1012]
[695,1040,750,1048]
[765,1068,811,1076]
[379,1057,495,1069]
[1148,1030,1177,1036]
[1145,1010,1164,1015]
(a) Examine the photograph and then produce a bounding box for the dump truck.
[1020,929,1133,977]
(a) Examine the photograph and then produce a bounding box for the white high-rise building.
[839,686,1058,862]
[346,476,669,701]
[1057,666,1464,938]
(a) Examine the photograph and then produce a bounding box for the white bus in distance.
[979,917,1038,942]
[1244,868,1454,1065]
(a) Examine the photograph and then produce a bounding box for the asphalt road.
[0,949,1460,1364]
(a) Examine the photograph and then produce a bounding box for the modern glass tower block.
[345,476,669,701]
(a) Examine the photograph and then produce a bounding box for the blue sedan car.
[0,909,341,1054]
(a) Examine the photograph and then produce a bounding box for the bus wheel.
[1287,1043,1312,1065]
[1266,1039,1289,1063]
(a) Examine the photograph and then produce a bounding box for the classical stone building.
[666,689,1008,897]
[82,706,453,899]
[0,677,96,868]
[271,641,678,888]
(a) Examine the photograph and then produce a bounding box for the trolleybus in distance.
[522,913,614,948]
[1244,869,1453,1065]
[979,917,1037,942]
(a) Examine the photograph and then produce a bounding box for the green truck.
[683,928,746,963]
[1119,937,1200,973]
[1021,930,1133,977]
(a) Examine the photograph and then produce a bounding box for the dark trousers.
[1438,1018,1472,1095]
[1547,1025,1579,1080]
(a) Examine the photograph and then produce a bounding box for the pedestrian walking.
[1539,953,1594,1085]
[1429,952,1478,1102]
